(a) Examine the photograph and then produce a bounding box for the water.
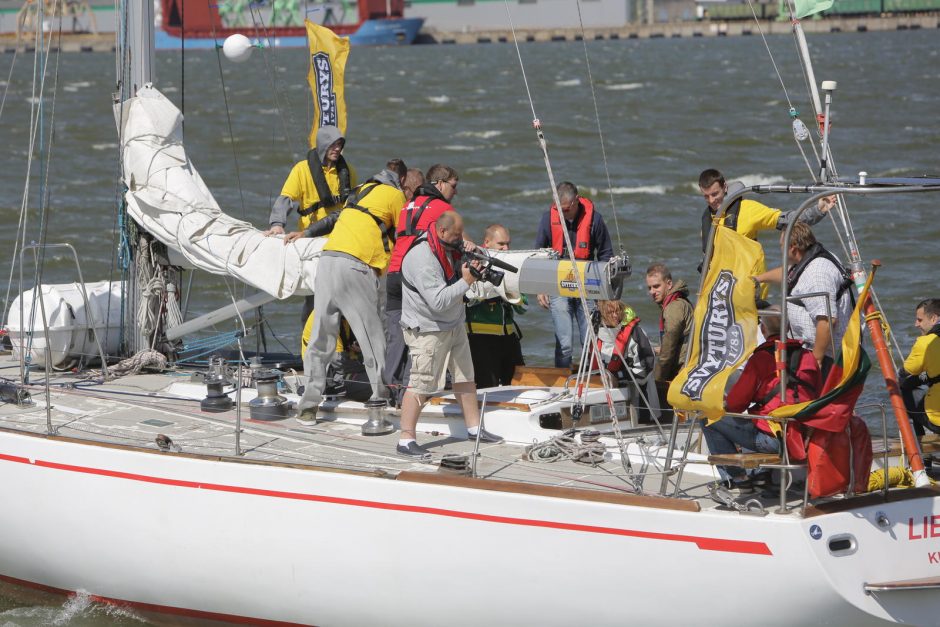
[0,29,939,623]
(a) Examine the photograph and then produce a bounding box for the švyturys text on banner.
[306,20,349,148]
[668,226,764,422]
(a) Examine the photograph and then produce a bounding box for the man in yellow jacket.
[265,125,357,324]
[294,160,408,425]
[697,168,833,282]
[901,298,940,443]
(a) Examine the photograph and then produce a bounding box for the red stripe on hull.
[0,451,772,555]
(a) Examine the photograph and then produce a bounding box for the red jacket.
[387,195,452,273]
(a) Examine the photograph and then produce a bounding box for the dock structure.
[1,13,938,52]
[422,14,939,44]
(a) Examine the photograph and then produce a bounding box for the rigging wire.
[0,47,18,123]
[574,0,622,249]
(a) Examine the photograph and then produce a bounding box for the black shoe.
[396,441,432,461]
[751,471,773,488]
[727,478,755,496]
[468,428,504,444]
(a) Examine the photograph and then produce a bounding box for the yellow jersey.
[280,160,358,231]
[322,182,404,271]
[904,332,940,426]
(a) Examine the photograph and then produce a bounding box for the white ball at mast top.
[222,34,254,63]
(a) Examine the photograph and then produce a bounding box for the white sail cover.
[117,85,321,298]
[116,84,544,302]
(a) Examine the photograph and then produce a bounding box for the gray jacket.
[400,240,470,332]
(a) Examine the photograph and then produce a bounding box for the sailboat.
[3,0,940,624]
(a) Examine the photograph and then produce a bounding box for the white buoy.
[222,34,253,63]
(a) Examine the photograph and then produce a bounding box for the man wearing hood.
[294,160,408,425]
[265,125,356,323]
[646,263,694,412]
[383,164,459,406]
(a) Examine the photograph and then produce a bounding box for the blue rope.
[177,330,244,364]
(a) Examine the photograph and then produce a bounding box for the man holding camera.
[397,211,504,459]
[466,224,526,388]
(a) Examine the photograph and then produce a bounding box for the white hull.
[1,427,938,625]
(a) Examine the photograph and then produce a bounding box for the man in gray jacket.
[397,211,503,459]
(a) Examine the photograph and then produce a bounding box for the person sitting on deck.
[900,298,940,466]
[645,263,694,417]
[591,299,660,423]
[703,305,821,495]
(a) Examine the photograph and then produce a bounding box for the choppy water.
[0,28,939,624]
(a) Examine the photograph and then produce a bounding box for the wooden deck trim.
[804,486,940,517]
[396,471,701,511]
[428,396,531,412]
[707,453,781,469]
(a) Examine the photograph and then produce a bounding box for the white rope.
[165,282,184,330]
[108,349,168,376]
[525,431,606,464]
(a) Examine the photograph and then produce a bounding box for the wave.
[604,82,643,91]
[465,163,520,174]
[442,145,479,152]
[427,95,450,104]
[605,185,668,195]
[456,130,502,139]
[92,143,118,151]
[555,79,581,87]
[386,97,404,103]
[688,174,787,191]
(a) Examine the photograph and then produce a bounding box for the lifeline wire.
[574,0,622,249]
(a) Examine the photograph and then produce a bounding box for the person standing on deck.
[396,211,503,459]
[645,263,694,415]
[900,298,940,455]
[294,160,408,424]
[697,168,833,282]
[465,224,526,388]
[753,222,853,381]
[534,181,613,369]
[384,164,458,406]
[263,125,357,325]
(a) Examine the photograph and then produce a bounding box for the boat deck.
[0,351,816,514]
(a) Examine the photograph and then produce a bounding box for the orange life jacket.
[549,197,594,260]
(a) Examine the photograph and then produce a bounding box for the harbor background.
[0,26,939,623]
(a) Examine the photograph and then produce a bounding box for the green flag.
[793,0,834,18]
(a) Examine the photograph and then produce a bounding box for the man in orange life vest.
[703,306,821,494]
[384,164,458,405]
[534,182,613,368]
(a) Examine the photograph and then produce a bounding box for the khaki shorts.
[403,327,475,396]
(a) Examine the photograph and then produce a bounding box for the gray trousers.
[298,253,387,411]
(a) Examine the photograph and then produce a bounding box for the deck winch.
[249,369,290,421]
[200,356,233,413]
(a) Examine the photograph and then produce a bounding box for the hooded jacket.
[268,125,356,231]
[654,280,694,384]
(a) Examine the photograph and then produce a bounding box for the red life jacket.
[387,194,451,273]
[750,338,821,461]
[549,197,594,260]
[401,228,463,293]
[593,318,640,376]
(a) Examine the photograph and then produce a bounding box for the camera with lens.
[444,241,518,287]
[467,261,504,287]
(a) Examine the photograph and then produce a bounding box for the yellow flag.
[668,226,764,422]
[306,20,349,148]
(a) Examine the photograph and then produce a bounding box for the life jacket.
[466,297,522,337]
[700,198,742,252]
[297,150,352,219]
[400,228,463,293]
[387,184,451,273]
[786,242,855,310]
[344,180,395,253]
[658,291,689,341]
[550,197,594,260]
[593,318,655,386]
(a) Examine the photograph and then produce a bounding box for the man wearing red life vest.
[384,164,458,405]
[703,306,821,495]
[534,182,613,368]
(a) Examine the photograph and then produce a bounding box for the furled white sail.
[115,85,568,304]
[116,84,322,298]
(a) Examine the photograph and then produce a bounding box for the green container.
[827,0,882,14]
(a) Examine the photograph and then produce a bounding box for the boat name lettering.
[930,552,940,564]
[908,515,940,541]
[680,271,745,401]
[312,52,338,128]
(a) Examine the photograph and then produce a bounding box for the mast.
[788,12,929,485]
[116,0,156,356]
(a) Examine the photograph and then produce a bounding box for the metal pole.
[235,363,243,456]
[470,391,488,479]
[44,346,52,435]
[817,81,836,182]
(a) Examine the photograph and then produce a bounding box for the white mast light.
[223,34,254,63]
